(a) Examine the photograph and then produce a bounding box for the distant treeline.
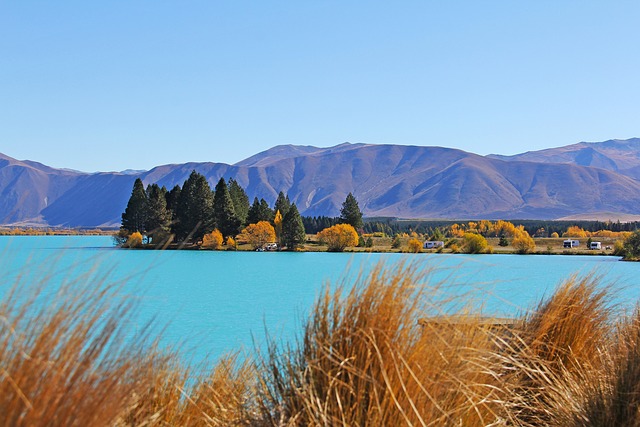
[356,218,640,238]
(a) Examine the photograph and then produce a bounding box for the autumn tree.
[213,178,241,240]
[563,225,588,238]
[228,178,250,227]
[407,238,422,253]
[240,221,276,250]
[512,229,535,254]
[174,171,215,242]
[317,223,359,252]
[274,192,291,219]
[145,183,170,243]
[282,203,306,251]
[121,178,148,234]
[462,232,490,254]
[247,197,274,224]
[489,220,517,237]
[339,193,363,230]
[274,210,283,247]
[202,229,223,250]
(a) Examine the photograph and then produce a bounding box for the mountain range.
[2,138,640,227]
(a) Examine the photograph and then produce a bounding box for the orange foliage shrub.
[202,229,223,250]
[124,231,143,248]
[317,224,359,252]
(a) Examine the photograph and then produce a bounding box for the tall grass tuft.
[256,262,505,426]
[493,274,615,426]
[0,273,158,426]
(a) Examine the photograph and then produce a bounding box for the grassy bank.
[2,262,640,425]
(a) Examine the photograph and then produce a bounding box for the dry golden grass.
[256,263,506,426]
[3,260,640,426]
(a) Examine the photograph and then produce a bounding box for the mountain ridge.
[1,138,640,227]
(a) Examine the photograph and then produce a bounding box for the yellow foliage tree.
[407,238,422,253]
[449,223,465,238]
[202,229,223,250]
[226,236,236,249]
[477,220,492,235]
[490,220,517,237]
[317,224,359,252]
[124,231,143,248]
[274,210,283,246]
[239,221,276,250]
[563,226,588,238]
[551,232,560,238]
[512,229,535,254]
[462,232,489,254]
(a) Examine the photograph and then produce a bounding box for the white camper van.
[563,240,580,248]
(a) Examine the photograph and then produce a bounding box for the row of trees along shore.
[119,171,364,251]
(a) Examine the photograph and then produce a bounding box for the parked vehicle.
[423,241,444,249]
[563,239,580,248]
[590,241,602,250]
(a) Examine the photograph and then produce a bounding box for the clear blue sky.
[1,1,639,172]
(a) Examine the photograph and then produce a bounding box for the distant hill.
[2,138,640,227]
[489,138,640,180]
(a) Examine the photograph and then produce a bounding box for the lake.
[2,235,639,363]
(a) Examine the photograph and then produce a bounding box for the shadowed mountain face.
[2,139,640,227]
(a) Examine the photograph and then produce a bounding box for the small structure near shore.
[423,241,444,249]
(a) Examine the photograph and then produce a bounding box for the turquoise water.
[2,236,639,362]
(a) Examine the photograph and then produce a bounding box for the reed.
[3,260,640,426]
[255,263,505,426]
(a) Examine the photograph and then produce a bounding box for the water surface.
[2,236,638,362]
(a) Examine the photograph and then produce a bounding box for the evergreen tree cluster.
[120,173,309,250]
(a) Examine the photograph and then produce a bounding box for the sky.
[1,2,639,172]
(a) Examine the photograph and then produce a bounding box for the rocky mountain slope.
[2,139,640,227]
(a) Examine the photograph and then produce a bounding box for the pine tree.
[213,178,241,239]
[175,171,215,242]
[247,197,274,224]
[274,191,291,219]
[165,185,181,222]
[340,192,363,230]
[282,203,306,251]
[228,178,250,227]
[145,183,170,243]
[121,178,148,234]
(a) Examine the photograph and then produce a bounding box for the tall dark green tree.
[145,183,170,242]
[247,197,274,224]
[228,178,250,227]
[340,192,363,230]
[121,178,148,234]
[274,191,291,219]
[213,178,241,239]
[282,203,306,251]
[165,185,181,222]
[174,171,215,242]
